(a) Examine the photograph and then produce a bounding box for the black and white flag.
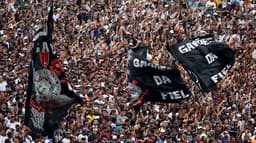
[127,47,191,104]
[24,5,82,139]
[167,36,235,93]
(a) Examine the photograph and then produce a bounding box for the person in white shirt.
[0,135,8,143]
[252,49,256,60]
[217,31,226,42]
[241,128,252,143]
[205,0,217,9]
[0,76,7,92]
[6,116,21,130]
[77,128,89,143]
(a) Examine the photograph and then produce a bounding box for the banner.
[25,6,82,138]
[167,36,235,93]
[127,47,191,104]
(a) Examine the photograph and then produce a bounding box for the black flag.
[25,6,82,139]
[127,47,191,108]
[167,36,235,93]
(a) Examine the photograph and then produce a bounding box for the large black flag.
[25,5,82,139]
[127,47,191,106]
[167,36,235,93]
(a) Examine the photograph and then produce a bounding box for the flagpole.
[47,0,54,43]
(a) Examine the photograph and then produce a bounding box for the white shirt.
[0,80,7,92]
[252,49,256,60]
[24,135,35,143]
[61,138,71,143]
[0,135,8,143]
[6,120,21,130]
[53,14,60,21]
[217,34,225,42]
[206,1,216,9]
[78,134,88,142]
[241,132,252,142]
[8,2,15,12]
[230,34,241,48]
[224,34,232,45]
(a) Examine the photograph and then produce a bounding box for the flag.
[127,47,191,108]
[25,6,82,139]
[167,36,235,93]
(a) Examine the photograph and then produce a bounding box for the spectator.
[0,76,8,92]
[0,0,255,142]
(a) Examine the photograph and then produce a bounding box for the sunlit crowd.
[0,0,255,142]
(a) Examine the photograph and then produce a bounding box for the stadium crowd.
[0,0,255,142]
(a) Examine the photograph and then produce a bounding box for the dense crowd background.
[0,0,255,143]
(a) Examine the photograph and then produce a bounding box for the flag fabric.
[127,47,191,105]
[167,36,235,93]
[25,6,82,138]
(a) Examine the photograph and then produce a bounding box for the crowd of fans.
[0,0,255,142]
